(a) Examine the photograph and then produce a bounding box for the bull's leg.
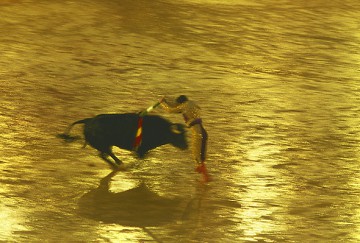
[99,148,125,170]
[108,151,123,166]
[108,152,127,171]
[99,152,119,169]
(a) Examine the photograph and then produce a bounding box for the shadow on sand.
[78,171,183,227]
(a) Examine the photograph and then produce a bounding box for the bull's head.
[170,123,188,150]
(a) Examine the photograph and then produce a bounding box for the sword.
[139,101,161,117]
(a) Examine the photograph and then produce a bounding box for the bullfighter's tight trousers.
[190,123,208,164]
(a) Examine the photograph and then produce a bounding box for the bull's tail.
[57,118,92,143]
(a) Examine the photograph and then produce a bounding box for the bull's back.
[84,113,139,150]
[84,113,171,152]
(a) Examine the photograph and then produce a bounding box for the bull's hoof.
[113,163,127,171]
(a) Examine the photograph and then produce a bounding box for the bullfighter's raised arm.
[160,96,184,113]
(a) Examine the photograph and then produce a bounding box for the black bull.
[58,113,188,168]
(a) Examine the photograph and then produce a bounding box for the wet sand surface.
[1,0,360,242]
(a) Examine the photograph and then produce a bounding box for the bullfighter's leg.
[191,124,207,165]
[191,124,209,181]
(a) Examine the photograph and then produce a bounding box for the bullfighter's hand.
[159,96,166,103]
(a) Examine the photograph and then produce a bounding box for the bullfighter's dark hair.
[176,95,188,104]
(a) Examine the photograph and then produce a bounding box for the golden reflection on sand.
[0,186,29,240]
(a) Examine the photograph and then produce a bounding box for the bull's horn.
[170,124,182,134]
